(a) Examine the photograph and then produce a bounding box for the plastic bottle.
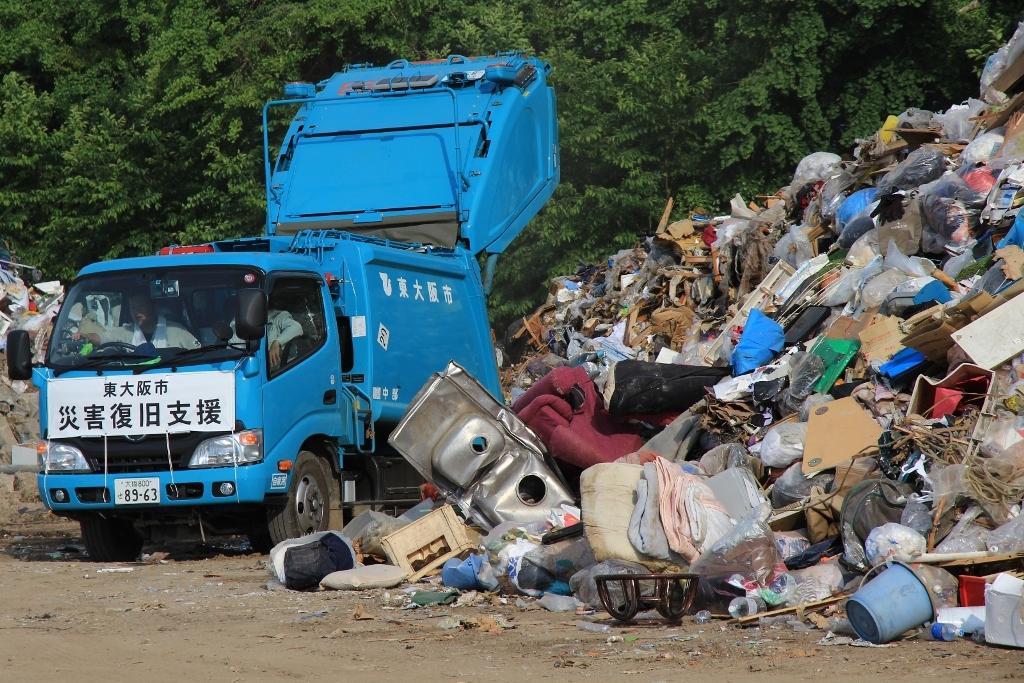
[931,623,964,641]
[971,628,986,644]
[693,610,711,624]
[577,621,612,634]
[729,595,767,619]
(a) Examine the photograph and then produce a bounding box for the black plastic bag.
[604,361,731,416]
[283,534,356,590]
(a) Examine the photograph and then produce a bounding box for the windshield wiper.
[134,342,249,373]
[53,352,161,377]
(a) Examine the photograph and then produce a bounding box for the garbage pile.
[0,243,59,467]
[265,28,1024,649]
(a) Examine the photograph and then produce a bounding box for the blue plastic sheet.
[731,309,785,376]
[836,188,878,232]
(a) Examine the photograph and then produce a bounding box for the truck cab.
[13,52,559,560]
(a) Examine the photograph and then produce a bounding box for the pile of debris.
[0,241,60,469]
[263,25,1024,649]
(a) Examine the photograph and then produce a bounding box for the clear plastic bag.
[935,506,990,554]
[759,423,808,468]
[776,352,826,416]
[820,169,856,221]
[961,130,1005,165]
[932,99,986,142]
[942,243,976,280]
[896,108,934,130]
[883,240,931,278]
[899,495,933,537]
[861,268,911,310]
[921,195,978,255]
[689,504,782,613]
[981,22,1024,103]
[818,267,857,307]
[980,411,1024,458]
[799,393,834,422]
[930,464,970,511]
[846,230,879,267]
[793,152,842,184]
[876,146,947,195]
[772,225,814,269]
[771,463,834,508]
[986,513,1024,555]
[569,559,651,609]
[699,443,751,476]
[775,531,811,560]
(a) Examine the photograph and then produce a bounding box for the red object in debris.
[419,482,439,502]
[158,244,215,255]
[28,300,37,312]
[959,575,986,607]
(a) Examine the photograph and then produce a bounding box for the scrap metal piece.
[388,361,574,530]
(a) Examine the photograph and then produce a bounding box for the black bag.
[282,533,356,590]
[603,361,730,416]
[840,479,911,570]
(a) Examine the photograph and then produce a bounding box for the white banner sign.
[47,372,236,437]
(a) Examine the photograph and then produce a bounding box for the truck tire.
[266,451,332,545]
[80,515,144,562]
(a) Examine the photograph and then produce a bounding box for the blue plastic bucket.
[846,562,934,644]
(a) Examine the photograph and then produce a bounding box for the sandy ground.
[2,518,1022,683]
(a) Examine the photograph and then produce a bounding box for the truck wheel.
[80,515,144,562]
[267,451,332,545]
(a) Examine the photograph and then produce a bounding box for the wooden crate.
[381,505,475,581]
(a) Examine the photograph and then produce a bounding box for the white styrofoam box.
[985,573,1024,647]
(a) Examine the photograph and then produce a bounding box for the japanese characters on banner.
[47,373,236,437]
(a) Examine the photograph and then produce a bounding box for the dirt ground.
[1,514,1022,683]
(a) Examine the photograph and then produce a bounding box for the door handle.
[323,389,337,405]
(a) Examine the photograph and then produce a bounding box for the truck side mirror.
[7,330,32,380]
[236,289,268,340]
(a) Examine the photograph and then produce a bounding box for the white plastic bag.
[960,130,1004,165]
[864,523,926,566]
[772,225,814,269]
[932,99,985,141]
[759,423,808,468]
[793,152,841,184]
[860,268,910,310]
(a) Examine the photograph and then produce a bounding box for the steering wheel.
[94,341,138,354]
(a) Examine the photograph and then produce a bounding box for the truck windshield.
[47,267,265,371]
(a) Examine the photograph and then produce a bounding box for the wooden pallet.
[381,505,475,582]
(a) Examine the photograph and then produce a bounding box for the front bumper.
[36,463,289,511]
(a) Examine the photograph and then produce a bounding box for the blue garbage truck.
[8,53,559,561]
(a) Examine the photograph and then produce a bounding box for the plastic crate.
[380,505,475,581]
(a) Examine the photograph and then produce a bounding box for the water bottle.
[931,623,963,641]
[693,610,711,624]
[728,595,767,619]
[577,621,612,634]
[971,628,986,644]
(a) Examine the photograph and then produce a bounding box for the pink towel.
[655,456,733,563]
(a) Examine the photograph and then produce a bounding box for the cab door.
[261,274,343,459]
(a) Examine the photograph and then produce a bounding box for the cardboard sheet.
[858,315,905,363]
[801,397,882,474]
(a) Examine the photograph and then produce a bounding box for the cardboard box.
[907,363,993,420]
[802,397,882,474]
[985,573,1024,648]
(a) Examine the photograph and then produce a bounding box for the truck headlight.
[39,441,90,473]
[188,429,263,468]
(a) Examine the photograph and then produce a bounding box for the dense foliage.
[0,0,1019,325]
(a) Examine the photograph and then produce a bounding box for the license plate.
[114,478,161,505]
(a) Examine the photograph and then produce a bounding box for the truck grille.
[59,432,230,474]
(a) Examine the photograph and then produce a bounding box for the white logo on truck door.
[379,272,392,296]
